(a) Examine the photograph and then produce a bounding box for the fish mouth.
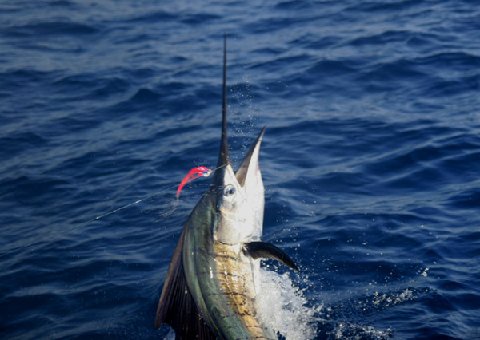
[235,127,266,187]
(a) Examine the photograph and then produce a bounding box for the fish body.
[182,189,276,339]
[155,36,297,340]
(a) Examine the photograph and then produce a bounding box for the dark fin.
[154,231,216,339]
[213,35,230,191]
[243,241,299,271]
[217,33,229,168]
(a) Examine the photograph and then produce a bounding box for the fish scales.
[214,242,267,339]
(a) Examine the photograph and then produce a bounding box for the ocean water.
[1,0,480,339]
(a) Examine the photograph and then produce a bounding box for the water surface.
[1,1,480,339]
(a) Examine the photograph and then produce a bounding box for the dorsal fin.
[217,33,229,168]
[154,231,216,339]
[213,35,230,190]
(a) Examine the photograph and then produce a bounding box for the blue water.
[1,1,480,339]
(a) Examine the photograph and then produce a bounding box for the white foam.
[334,323,392,339]
[255,266,317,339]
[372,287,415,307]
[420,267,429,277]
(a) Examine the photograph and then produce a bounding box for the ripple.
[4,21,99,38]
[447,188,480,209]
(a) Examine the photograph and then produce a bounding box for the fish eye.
[223,185,236,197]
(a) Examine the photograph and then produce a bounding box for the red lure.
[176,166,212,198]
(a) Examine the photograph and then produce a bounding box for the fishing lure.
[176,166,212,198]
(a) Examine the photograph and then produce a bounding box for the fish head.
[210,35,265,245]
[212,128,265,244]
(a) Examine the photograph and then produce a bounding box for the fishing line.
[87,164,226,224]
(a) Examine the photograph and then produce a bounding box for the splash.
[372,288,414,308]
[255,266,317,339]
[333,323,393,340]
[314,286,430,339]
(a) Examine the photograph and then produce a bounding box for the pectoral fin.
[243,241,299,271]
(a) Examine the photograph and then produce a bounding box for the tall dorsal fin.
[217,33,229,168]
[154,231,216,339]
[213,35,230,190]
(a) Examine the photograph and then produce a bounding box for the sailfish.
[154,36,298,340]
